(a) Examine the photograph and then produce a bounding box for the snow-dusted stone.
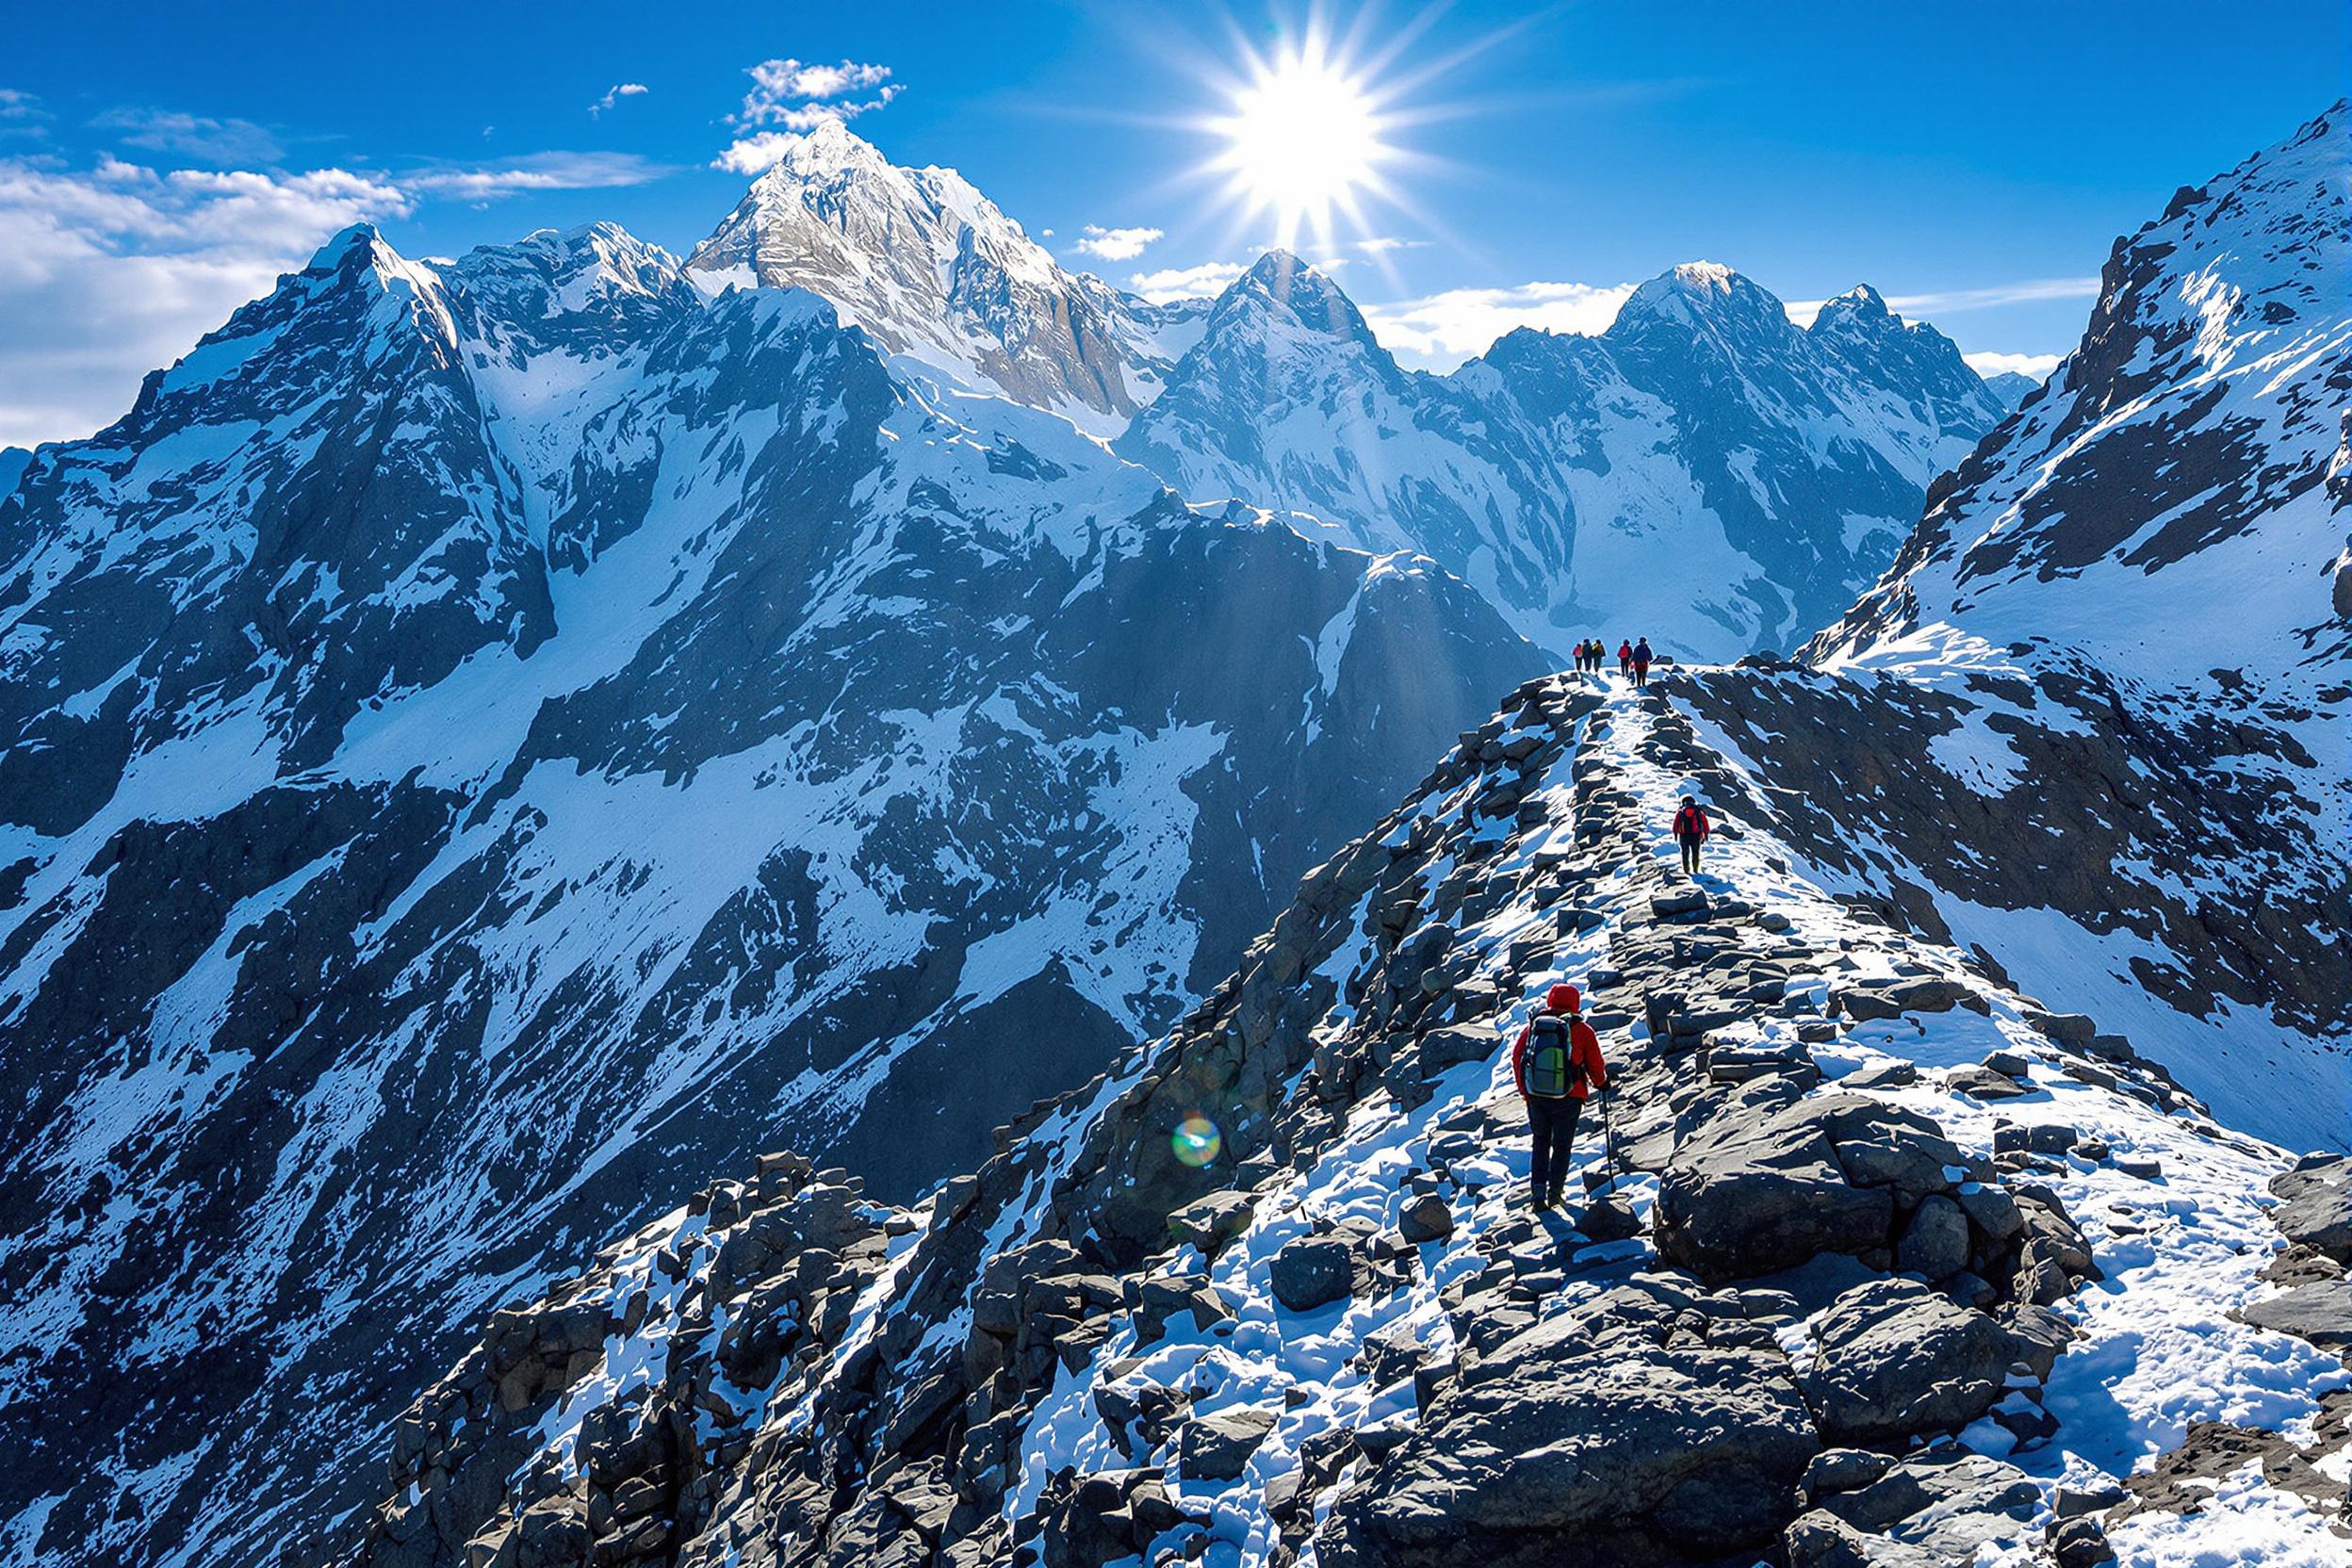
[2237,1280,2352,1349]
[2268,1154,2352,1264]
[1799,1280,2019,1445]
[1175,1406,1276,1482]
[1319,1341,1819,1566]
[1166,1192,1255,1258]
[1397,1194,1456,1245]
[2047,1515,2117,1568]
[1655,1089,1901,1283]
[1794,1446,2040,1564]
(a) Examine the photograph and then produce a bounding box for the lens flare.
[1171,1113,1223,1168]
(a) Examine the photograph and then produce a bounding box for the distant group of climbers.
[1569,636,1656,686]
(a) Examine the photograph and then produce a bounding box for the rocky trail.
[335,672,2352,1568]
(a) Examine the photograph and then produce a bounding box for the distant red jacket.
[1674,804,1710,843]
[1512,1013,1608,1100]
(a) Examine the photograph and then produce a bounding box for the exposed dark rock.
[1177,1407,1278,1482]
[2268,1154,2352,1264]
[1798,1280,2019,1446]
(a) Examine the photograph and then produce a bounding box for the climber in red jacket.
[1617,640,1633,678]
[1673,795,1710,875]
[1511,983,1609,1210]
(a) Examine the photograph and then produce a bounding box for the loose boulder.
[1271,1235,1359,1313]
[1177,1406,1277,1482]
[1799,1280,2018,1446]
[1317,1339,1819,1567]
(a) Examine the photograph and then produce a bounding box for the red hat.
[1546,983,1581,1014]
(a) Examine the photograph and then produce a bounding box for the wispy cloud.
[1129,261,1246,302]
[590,83,648,118]
[90,106,284,165]
[1965,351,2061,381]
[1882,277,2101,315]
[713,57,902,171]
[1365,280,1637,368]
[404,152,669,203]
[0,155,409,448]
[1073,224,1162,262]
[0,88,52,139]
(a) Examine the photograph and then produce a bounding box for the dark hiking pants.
[1528,1095,1583,1200]
[1680,836,1702,874]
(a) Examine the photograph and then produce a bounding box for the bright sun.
[1210,41,1394,248]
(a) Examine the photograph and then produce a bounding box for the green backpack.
[1527,1013,1581,1099]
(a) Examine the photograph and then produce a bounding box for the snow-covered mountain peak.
[1811,282,1896,331]
[1615,257,1788,334]
[684,125,1158,430]
[1216,249,1380,346]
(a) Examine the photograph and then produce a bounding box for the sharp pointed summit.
[684,124,1166,431]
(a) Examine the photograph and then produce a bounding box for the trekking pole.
[1598,1086,1623,1193]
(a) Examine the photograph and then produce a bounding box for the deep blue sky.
[2,0,2342,445]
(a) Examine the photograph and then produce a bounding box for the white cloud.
[90,107,284,165]
[0,156,411,448]
[1965,351,2061,381]
[1,88,55,138]
[1129,261,1246,302]
[404,151,668,203]
[1883,277,2101,314]
[590,83,649,117]
[715,57,903,172]
[1073,224,1162,262]
[1353,237,1427,256]
[740,59,894,111]
[1365,280,1638,369]
[711,133,801,175]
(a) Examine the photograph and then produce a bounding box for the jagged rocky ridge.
[332,673,2352,1568]
[1119,253,2012,662]
[0,220,1538,1567]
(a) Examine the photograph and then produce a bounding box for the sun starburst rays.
[1204,29,1401,253]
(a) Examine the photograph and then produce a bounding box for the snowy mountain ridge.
[1119,250,2014,663]
[328,670,2352,1568]
[0,212,1538,1568]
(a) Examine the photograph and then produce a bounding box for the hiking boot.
[1546,1187,1568,1209]
[1530,1193,1555,1212]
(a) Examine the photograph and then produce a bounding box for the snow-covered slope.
[326,673,2352,1568]
[1120,254,2014,663]
[684,121,1177,434]
[1695,101,2352,1155]
[0,221,1539,1568]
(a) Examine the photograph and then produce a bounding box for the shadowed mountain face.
[1119,253,2014,662]
[0,218,1538,1568]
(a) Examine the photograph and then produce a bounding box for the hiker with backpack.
[1632,637,1654,688]
[1617,639,1633,678]
[1511,982,1609,1210]
[1673,794,1710,874]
